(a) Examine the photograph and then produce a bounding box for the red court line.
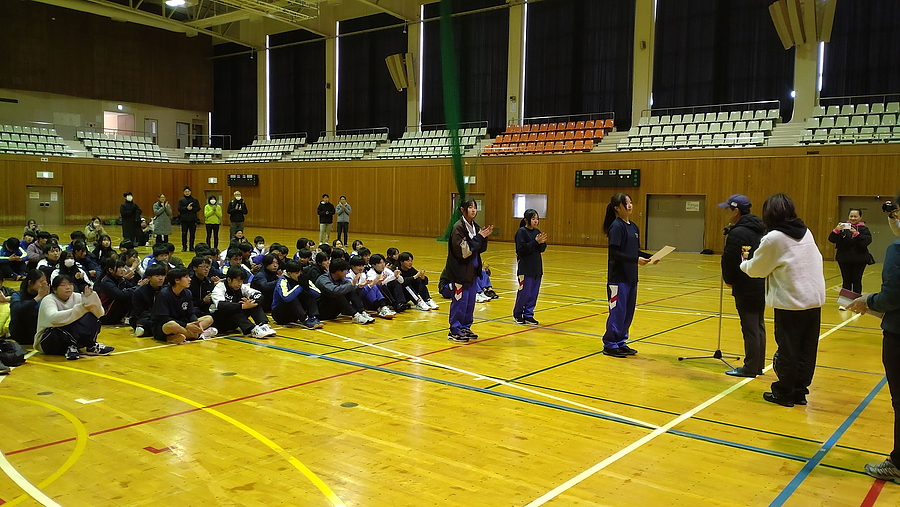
[7,286,710,456]
[860,479,886,507]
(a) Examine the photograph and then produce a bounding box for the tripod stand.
[678,276,740,368]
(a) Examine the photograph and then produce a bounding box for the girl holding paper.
[601,193,659,358]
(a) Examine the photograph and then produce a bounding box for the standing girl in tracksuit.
[513,209,547,325]
[442,198,493,343]
[602,193,658,358]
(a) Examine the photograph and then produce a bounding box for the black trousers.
[771,307,821,399]
[272,293,320,324]
[318,291,365,320]
[38,313,101,355]
[734,294,766,375]
[181,222,197,250]
[336,222,349,246]
[403,278,432,303]
[838,261,867,294]
[206,224,220,250]
[213,306,268,335]
[99,298,132,325]
[883,330,900,464]
[155,234,169,244]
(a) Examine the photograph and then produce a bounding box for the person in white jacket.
[741,193,825,407]
[34,276,113,360]
[210,266,276,339]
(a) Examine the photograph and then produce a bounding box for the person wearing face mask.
[204,196,223,250]
[178,186,201,252]
[51,251,92,293]
[335,196,351,247]
[227,191,248,239]
[84,216,106,251]
[120,192,142,246]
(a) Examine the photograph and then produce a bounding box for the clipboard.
[649,245,676,263]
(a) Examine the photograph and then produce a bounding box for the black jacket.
[227,199,248,223]
[721,213,766,299]
[828,223,872,264]
[443,217,487,284]
[178,196,201,224]
[317,201,336,224]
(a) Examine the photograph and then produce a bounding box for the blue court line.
[223,336,865,476]
[769,376,888,506]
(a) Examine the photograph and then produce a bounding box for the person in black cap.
[718,194,767,378]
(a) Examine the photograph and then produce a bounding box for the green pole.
[439,0,466,241]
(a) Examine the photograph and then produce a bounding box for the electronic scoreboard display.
[575,169,640,188]
[227,174,259,187]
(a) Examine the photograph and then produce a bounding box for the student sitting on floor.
[122,249,140,279]
[366,254,410,313]
[20,230,35,254]
[131,264,166,337]
[9,269,50,346]
[0,237,28,281]
[350,240,364,257]
[139,243,173,277]
[150,268,216,344]
[71,240,100,280]
[189,256,217,316]
[296,248,313,269]
[26,231,51,270]
[92,234,116,261]
[385,248,400,271]
[51,251,92,293]
[348,255,395,319]
[165,242,185,269]
[251,236,267,263]
[250,253,280,311]
[331,248,348,262]
[304,252,329,284]
[399,252,439,310]
[96,258,139,325]
[315,259,374,325]
[34,277,112,360]
[65,231,87,252]
[271,260,322,329]
[210,266,276,339]
[223,247,254,283]
[36,241,62,280]
[294,237,309,261]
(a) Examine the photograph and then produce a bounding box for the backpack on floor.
[0,340,27,366]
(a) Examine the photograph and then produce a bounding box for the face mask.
[64,258,75,267]
[126,196,133,202]
[235,196,242,200]
[93,221,100,227]
[257,243,264,249]
[210,199,217,205]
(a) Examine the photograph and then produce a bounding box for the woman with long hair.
[513,209,547,325]
[601,193,658,358]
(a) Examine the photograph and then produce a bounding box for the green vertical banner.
[439,0,467,241]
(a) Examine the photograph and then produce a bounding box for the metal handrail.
[818,93,900,106]
[640,99,781,119]
[512,111,615,127]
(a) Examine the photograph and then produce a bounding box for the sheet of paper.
[649,245,676,263]
[837,288,884,319]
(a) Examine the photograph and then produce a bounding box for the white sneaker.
[426,299,439,309]
[363,312,376,323]
[250,324,270,339]
[134,326,145,337]
[200,326,218,340]
[261,324,277,337]
[475,292,491,303]
[378,306,395,319]
[353,312,369,325]
[416,300,431,311]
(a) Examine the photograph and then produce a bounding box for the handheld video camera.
[883,201,898,213]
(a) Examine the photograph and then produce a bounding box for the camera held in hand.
[883,201,898,213]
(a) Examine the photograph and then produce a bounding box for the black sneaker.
[602,347,628,358]
[513,315,526,324]
[485,289,500,299]
[448,333,469,343]
[763,392,794,407]
[460,329,479,339]
[65,345,80,360]
[523,317,540,325]
[620,345,638,356]
[83,342,115,356]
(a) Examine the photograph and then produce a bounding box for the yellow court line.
[524,312,862,506]
[33,362,347,507]
[315,329,660,430]
[0,394,90,507]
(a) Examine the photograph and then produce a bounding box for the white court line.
[110,335,229,356]
[315,329,659,430]
[0,351,61,506]
[524,312,861,506]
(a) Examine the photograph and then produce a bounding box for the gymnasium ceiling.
[30,0,434,49]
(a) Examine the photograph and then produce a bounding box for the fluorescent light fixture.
[817,41,825,92]
[790,90,796,98]
[117,104,124,111]
[520,0,528,121]
[335,21,340,127]
[266,35,270,141]
[418,4,424,130]
[165,0,186,6]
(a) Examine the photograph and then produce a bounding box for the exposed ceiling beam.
[186,10,252,28]
[354,0,414,22]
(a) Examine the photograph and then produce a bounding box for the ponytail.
[603,193,630,236]
[519,208,538,228]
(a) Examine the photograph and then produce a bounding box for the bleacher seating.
[225,137,305,163]
[801,102,900,144]
[184,146,223,163]
[377,128,485,159]
[0,124,71,157]
[77,130,168,162]
[483,120,612,156]
[293,133,386,161]
[618,108,778,151]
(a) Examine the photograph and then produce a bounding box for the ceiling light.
[165,0,186,7]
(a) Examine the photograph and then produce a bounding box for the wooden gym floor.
[0,225,897,507]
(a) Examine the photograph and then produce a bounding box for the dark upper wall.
[0,0,213,112]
